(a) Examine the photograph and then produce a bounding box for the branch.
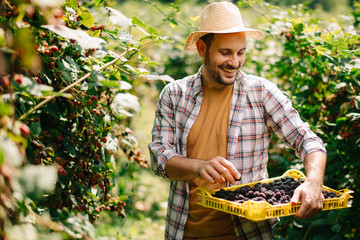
[143,0,195,30]
[18,48,136,121]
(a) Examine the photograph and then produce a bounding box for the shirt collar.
[191,67,203,98]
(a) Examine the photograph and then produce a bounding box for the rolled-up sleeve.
[148,85,182,179]
[263,81,326,161]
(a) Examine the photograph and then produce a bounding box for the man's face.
[200,32,246,87]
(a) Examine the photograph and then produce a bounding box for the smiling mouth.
[223,68,235,73]
[220,66,237,74]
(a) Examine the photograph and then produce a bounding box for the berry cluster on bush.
[0,0,162,237]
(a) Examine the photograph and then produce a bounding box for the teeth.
[222,68,235,73]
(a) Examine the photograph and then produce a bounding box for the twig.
[19,48,135,121]
[143,0,195,30]
[243,0,274,25]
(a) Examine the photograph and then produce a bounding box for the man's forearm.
[165,156,204,181]
[304,151,327,186]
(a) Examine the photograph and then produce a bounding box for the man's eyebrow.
[219,48,247,51]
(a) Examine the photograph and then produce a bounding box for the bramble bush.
[0,0,169,238]
[239,1,360,239]
[143,0,360,239]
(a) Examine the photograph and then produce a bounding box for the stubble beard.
[203,51,240,86]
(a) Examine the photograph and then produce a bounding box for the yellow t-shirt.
[183,83,236,240]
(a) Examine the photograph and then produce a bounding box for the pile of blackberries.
[213,176,338,205]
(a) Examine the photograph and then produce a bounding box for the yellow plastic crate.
[197,169,353,222]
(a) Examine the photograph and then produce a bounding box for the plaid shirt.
[149,68,326,240]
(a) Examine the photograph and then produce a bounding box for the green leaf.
[63,137,77,157]
[86,191,100,200]
[336,116,348,123]
[61,71,73,82]
[65,56,80,71]
[331,224,341,233]
[103,29,119,41]
[327,211,339,225]
[0,101,13,116]
[288,228,303,240]
[100,80,121,88]
[132,16,146,29]
[65,0,78,9]
[146,26,159,35]
[29,122,42,137]
[102,127,111,137]
[90,71,104,86]
[79,9,95,28]
[312,233,335,240]
[310,217,329,227]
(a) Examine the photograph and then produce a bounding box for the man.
[149,2,327,239]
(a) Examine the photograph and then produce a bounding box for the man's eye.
[220,51,231,55]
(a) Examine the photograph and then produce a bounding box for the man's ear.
[196,39,207,58]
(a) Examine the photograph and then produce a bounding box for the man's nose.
[227,54,240,68]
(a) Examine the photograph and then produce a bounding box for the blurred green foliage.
[119,0,360,239]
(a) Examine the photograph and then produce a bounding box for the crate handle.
[282,169,306,179]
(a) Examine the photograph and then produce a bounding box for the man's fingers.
[291,186,324,219]
[218,158,241,180]
[199,169,217,184]
[199,157,241,184]
[290,189,300,205]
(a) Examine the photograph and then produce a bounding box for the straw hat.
[184,1,264,51]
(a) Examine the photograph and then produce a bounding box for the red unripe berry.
[50,45,59,52]
[100,25,105,30]
[88,99,93,105]
[48,62,55,69]
[91,95,98,101]
[34,117,40,122]
[41,31,46,37]
[45,49,52,56]
[19,123,30,136]
[15,77,22,84]
[101,137,107,143]
[1,76,10,87]
[94,154,100,160]
[92,26,97,31]
[58,166,67,176]
[34,77,41,84]
[92,109,98,114]
[70,39,76,44]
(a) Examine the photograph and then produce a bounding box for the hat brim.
[184,27,264,51]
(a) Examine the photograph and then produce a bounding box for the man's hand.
[165,156,240,185]
[290,180,324,219]
[197,156,241,185]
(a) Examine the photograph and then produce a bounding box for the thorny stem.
[18,48,136,121]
